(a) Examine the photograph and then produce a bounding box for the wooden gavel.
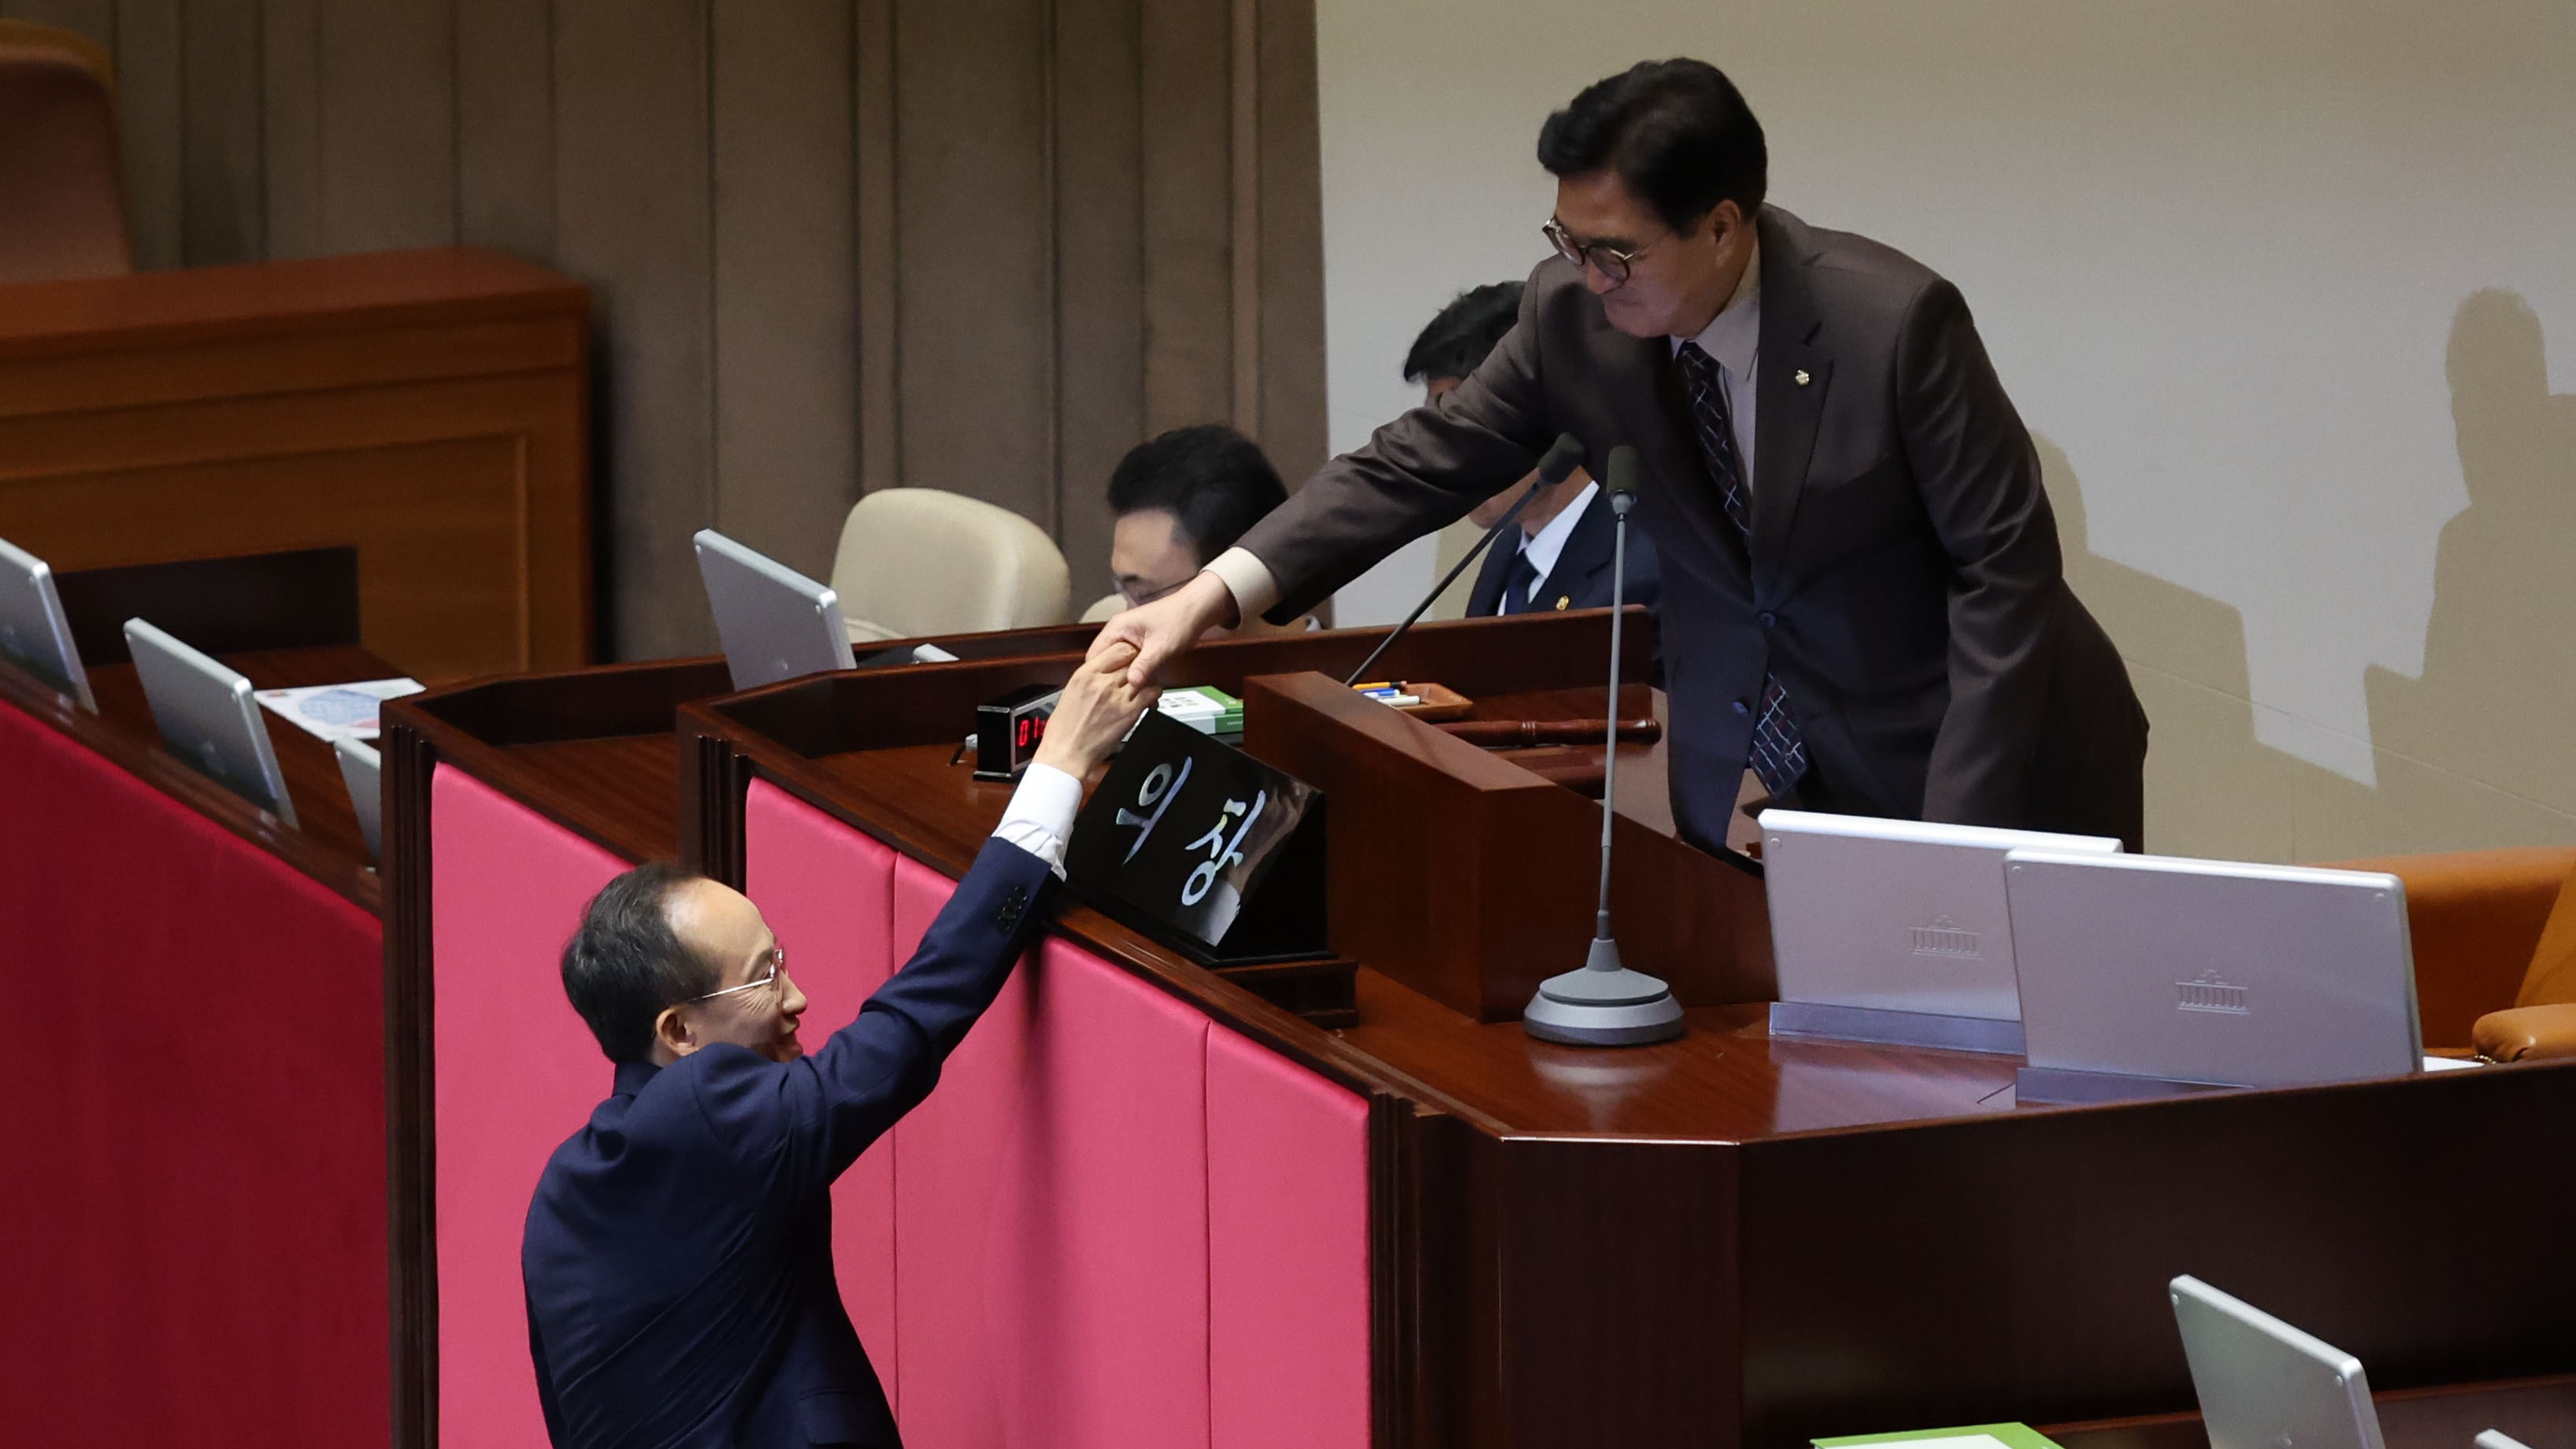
[1435,717,1662,748]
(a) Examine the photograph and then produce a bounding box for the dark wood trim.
[381,717,440,1449]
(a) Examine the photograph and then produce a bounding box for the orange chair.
[2332,846,2576,1060]
[0,20,130,283]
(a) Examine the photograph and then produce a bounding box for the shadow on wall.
[2044,288,2576,862]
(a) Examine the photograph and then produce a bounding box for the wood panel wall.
[2,0,1326,658]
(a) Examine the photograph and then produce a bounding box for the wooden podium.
[669,612,2576,1448]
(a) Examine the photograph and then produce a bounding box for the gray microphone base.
[1522,935,1686,1047]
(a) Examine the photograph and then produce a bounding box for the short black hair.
[1106,424,1288,563]
[1535,59,1767,234]
[560,862,721,1062]
[1403,281,1524,385]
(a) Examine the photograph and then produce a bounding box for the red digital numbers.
[1015,713,1046,750]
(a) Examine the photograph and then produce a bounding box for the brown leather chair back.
[2515,862,2576,1007]
[0,20,131,283]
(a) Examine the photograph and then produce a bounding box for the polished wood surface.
[1245,672,1770,1023]
[0,247,589,682]
[52,544,358,665]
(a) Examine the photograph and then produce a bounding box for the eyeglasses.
[688,944,786,1004]
[1542,217,1657,286]
[1118,576,1190,609]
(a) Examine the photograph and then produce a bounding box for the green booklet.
[1814,1425,2065,1449]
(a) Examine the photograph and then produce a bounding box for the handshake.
[1030,640,1163,780]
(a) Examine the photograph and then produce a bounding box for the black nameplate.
[1066,709,1326,965]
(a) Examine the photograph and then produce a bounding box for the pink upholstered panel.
[743,780,900,1406]
[432,765,627,1449]
[895,919,1213,1449]
[1206,1028,1373,1449]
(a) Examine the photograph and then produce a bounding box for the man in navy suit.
[1407,283,1662,618]
[522,650,1156,1448]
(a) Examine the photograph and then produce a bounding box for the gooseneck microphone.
[1341,433,1588,687]
[1521,445,1686,1047]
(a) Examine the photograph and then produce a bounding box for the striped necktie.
[1675,339,1808,799]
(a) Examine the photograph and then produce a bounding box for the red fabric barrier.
[891,862,1210,1449]
[0,701,387,1445]
[744,779,901,1406]
[1207,1025,1373,1449]
[431,764,625,1447]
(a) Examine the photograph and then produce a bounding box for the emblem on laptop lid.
[1909,916,1981,959]
[2177,968,2250,1014]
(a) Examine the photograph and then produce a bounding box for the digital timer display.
[973,684,1062,780]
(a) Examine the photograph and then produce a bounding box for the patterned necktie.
[1497,547,1541,615]
[1674,339,1809,799]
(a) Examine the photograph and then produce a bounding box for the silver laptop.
[2007,850,2420,1102]
[1760,810,2122,1054]
[2170,1276,2385,1449]
[693,529,857,691]
[124,617,298,828]
[335,738,383,864]
[0,536,95,712]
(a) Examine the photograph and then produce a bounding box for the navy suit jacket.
[1464,486,1662,619]
[522,837,1054,1448]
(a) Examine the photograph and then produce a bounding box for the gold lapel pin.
[1554,597,1571,611]
[1794,369,1812,387]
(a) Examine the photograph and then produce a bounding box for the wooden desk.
[0,248,590,683]
[673,619,2576,1449]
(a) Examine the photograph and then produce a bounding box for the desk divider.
[429,765,626,1448]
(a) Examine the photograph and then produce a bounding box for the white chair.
[828,488,1072,643]
[1078,591,1124,624]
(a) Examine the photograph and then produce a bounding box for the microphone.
[1522,445,1685,1047]
[1341,433,1588,687]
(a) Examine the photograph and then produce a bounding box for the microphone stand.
[1522,448,1685,1047]
[1343,433,1588,688]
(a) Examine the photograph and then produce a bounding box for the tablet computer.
[693,529,857,691]
[1762,810,2121,1054]
[335,738,383,864]
[2007,850,2418,1101]
[0,536,95,711]
[124,617,298,828]
[2170,1275,2385,1449]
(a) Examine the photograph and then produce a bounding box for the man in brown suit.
[1096,58,2147,854]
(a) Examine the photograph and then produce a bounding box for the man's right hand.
[1088,570,1239,688]
[1033,643,1160,778]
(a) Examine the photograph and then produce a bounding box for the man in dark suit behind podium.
[1096,58,2147,851]
[521,652,1155,1448]
[1407,282,1663,618]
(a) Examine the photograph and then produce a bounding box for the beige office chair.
[0,20,131,284]
[828,488,1072,643]
[1079,592,1125,624]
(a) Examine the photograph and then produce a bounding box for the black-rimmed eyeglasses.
[1542,217,1656,286]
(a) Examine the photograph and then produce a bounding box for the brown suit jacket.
[1236,206,2148,851]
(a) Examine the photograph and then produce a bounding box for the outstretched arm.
[699,651,1158,1192]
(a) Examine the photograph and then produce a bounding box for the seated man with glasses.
[1102,423,1310,633]
[523,649,1157,1449]
[1406,280,1662,619]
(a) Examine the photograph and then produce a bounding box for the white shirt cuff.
[992,761,1085,875]
[1201,547,1281,624]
